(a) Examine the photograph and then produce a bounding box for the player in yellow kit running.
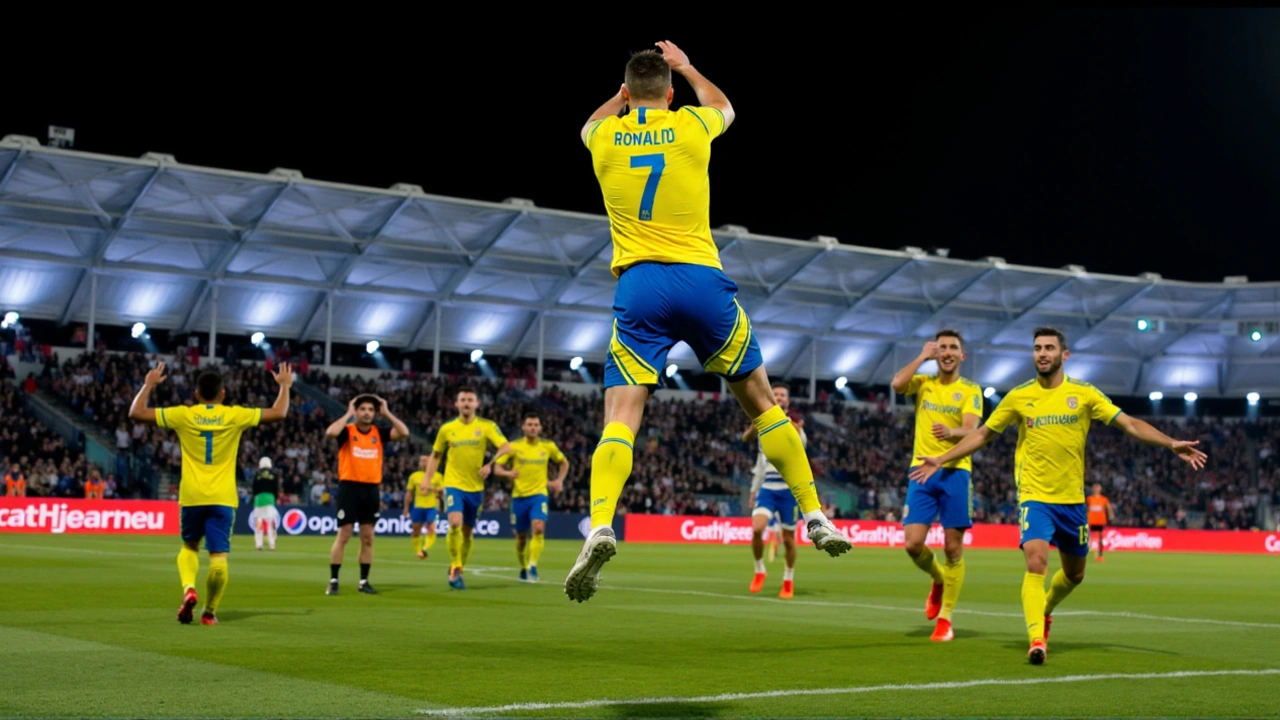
[424,386,512,590]
[404,455,443,559]
[890,330,983,642]
[568,40,850,602]
[129,361,294,625]
[493,411,569,583]
[911,327,1206,664]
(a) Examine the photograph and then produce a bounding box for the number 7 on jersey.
[630,153,665,221]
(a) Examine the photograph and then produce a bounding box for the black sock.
[330,564,340,581]
[360,563,370,582]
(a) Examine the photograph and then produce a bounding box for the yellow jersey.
[984,376,1123,505]
[585,105,729,277]
[157,403,262,507]
[406,470,443,509]
[905,375,984,471]
[495,438,567,498]
[432,417,508,493]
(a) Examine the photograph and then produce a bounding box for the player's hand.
[931,423,953,441]
[909,457,942,483]
[346,397,357,416]
[1170,440,1208,470]
[402,508,409,518]
[374,395,389,414]
[656,40,691,74]
[480,464,492,480]
[549,480,563,494]
[919,341,939,360]
[271,362,293,388]
[748,491,757,508]
[144,362,167,387]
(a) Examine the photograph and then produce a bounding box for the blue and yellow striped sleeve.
[680,106,727,137]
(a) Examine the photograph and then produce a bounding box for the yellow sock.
[590,422,635,528]
[754,406,820,514]
[412,534,423,555]
[530,533,545,567]
[911,548,945,584]
[940,558,965,621]
[517,540,529,570]
[461,533,473,568]
[424,528,437,552]
[177,546,199,591]
[1021,572,1047,643]
[1044,569,1079,616]
[205,556,228,615]
[447,526,463,570]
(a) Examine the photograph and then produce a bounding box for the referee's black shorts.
[1089,524,1105,536]
[336,480,381,527]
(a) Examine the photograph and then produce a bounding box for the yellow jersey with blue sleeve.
[905,375,984,471]
[407,470,442,509]
[432,417,508,493]
[585,105,728,277]
[495,439,567,498]
[984,376,1123,504]
[156,403,261,507]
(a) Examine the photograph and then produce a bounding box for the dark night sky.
[10,10,1279,282]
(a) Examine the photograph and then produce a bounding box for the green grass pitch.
[1,535,1277,718]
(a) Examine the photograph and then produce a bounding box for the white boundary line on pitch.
[465,567,1280,630]
[416,668,1280,716]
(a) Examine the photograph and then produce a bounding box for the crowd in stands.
[18,349,1278,530]
[0,381,118,499]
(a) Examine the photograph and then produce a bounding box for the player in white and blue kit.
[744,381,805,599]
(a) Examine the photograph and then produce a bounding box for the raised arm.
[1111,414,1208,470]
[325,398,356,438]
[260,363,294,423]
[374,396,410,441]
[581,85,626,144]
[128,362,168,424]
[891,341,937,394]
[657,40,734,130]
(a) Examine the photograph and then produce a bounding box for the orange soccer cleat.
[925,582,943,620]
[177,588,198,625]
[749,572,766,594]
[200,611,218,626]
[930,618,953,642]
[1028,639,1047,665]
[778,579,794,599]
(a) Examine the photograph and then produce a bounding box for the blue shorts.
[445,488,483,527]
[605,263,763,389]
[753,486,799,530]
[511,494,549,533]
[1019,501,1089,557]
[181,505,234,554]
[903,468,973,529]
[409,507,438,525]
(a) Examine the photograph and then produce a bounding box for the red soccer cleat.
[1044,614,1052,640]
[1028,639,1047,665]
[749,572,766,594]
[778,579,794,599]
[200,611,218,625]
[930,618,953,642]
[925,582,943,620]
[177,588,198,625]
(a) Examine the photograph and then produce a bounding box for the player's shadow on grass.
[605,701,724,717]
[1000,640,1179,657]
[217,609,314,622]
[905,626,986,639]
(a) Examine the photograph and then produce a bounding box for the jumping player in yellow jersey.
[423,386,512,590]
[911,327,1206,665]
[493,411,569,583]
[568,40,850,602]
[890,330,983,643]
[403,455,444,559]
[129,361,294,625]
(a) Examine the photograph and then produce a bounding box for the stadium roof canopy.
[1,135,1277,399]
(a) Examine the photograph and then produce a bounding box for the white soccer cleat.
[806,518,852,557]
[564,526,616,603]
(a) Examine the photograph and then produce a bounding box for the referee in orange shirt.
[324,394,409,595]
[1087,483,1114,562]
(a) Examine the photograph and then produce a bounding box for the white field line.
[416,668,1280,716]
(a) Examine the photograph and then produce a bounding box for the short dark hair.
[625,50,671,101]
[455,386,477,398]
[771,380,790,391]
[1033,326,1067,349]
[353,395,378,410]
[523,411,541,422]
[935,329,964,347]
[195,372,223,403]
